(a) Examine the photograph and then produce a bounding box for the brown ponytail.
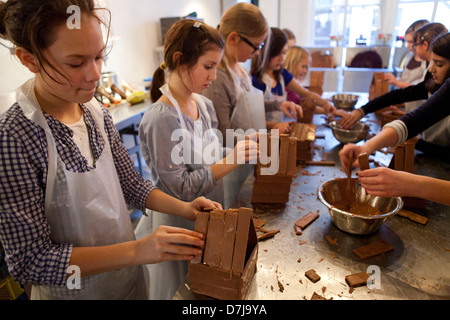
[150,64,167,102]
[149,19,224,102]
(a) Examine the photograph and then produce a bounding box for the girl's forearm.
[145,189,190,219]
[363,127,399,154]
[70,241,138,278]
[211,161,240,181]
[411,175,450,206]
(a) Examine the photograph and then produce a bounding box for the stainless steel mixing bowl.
[329,121,370,144]
[332,94,359,110]
[317,178,403,235]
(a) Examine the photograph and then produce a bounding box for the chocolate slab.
[219,211,239,269]
[394,145,404,171]
[352,240,394,260]
[277,134,290,176]
[358,153,370,171]
[404,140,416,173]
[398,209,428,225]
[203,210,225,267]
[294,211,319,229]
[231,208,253,273]
[286,137,298,176]
[190,211,210,264]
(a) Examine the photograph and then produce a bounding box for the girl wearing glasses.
[203,2,303,147]
[384,20,429,91]
[251,27,336,123]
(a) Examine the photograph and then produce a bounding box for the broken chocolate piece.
[294,225,303,235]
[295,211,319,229]
[305,269,321,283]
[345,272,370,287]
[352,240,394,260]
[310,292,327,300]
[257,229,280,241]
[326,235,337,245]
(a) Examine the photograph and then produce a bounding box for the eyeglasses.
[412,42,423,50]
[238,34,264,54]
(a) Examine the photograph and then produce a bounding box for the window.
[395,0,435,40]
[313,0,449,47]
[314,0,380,47]
[434,0,450,30]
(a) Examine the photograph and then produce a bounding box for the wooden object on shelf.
[306,71,324,96]
[369,72,389,101]
[189,207,258,300]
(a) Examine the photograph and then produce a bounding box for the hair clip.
[193,21,202,28]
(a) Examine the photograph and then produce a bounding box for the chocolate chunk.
[305,269,321,283]
[345,272,370,287]
[352,240,394,260]
[257,229,279,241]
[358,153,370,170]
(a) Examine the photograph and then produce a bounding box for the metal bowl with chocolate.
[331,93,359,110]
[329,120,370,144]
[317,178,403,235]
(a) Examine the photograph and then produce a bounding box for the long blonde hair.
[217,2,269,75]
[284,45,311,78]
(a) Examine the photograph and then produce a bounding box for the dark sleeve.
[361,81,429,115]
[400,78,450,140]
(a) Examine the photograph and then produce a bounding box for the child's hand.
[338,109,363,129]
[357,167,415,198]
[137,225,205,264]
[280,101,303,119]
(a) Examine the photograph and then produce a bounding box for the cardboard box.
[189,207,258,300]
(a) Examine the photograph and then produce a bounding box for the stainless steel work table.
[174,93,450,300]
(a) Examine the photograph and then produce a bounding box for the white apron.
[17,79,146,300]
[134,83,223,300]
[262,72,286,123]
[225,62,266,208]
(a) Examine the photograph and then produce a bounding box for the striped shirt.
[0,101,156,286]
